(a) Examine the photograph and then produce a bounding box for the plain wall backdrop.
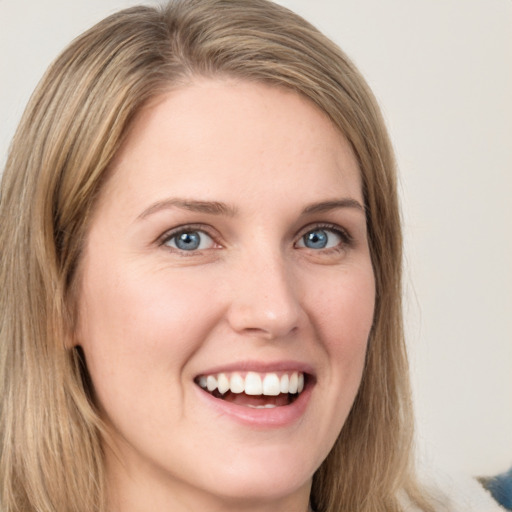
[1,0,511,477]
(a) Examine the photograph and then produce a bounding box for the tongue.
[219,391,291,407]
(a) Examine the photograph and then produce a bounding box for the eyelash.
[158,223,353,254]
[296,223,353,252]
[159,224,218,254]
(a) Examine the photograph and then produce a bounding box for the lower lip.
[195,382,313,428]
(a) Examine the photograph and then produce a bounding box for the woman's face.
[77,79,375,511]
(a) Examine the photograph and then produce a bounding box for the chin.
[203,448,316,502]
[216,473,312,505]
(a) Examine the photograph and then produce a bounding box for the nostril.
[239,325,299,341]
[226,301,301,340]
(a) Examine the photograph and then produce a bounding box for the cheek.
[76,263,223,401]
[313,267,375,347]
[80,262,218,345]
[297,264,375,460]
[308,265,375,393]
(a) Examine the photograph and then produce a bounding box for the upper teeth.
[197,371,305,396]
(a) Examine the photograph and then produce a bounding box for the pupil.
[176,232,200,250]
[305,230,327,249]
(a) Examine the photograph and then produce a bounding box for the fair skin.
[76,79,375,512]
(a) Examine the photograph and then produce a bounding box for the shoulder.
[480,467,512,511]
[402,465,507,512]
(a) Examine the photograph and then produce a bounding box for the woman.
[0,1,490,511]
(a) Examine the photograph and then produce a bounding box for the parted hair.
[0,1,431,511]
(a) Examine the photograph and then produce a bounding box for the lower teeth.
[205,388,300,408]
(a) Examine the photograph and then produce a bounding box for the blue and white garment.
[481,467,512,511]
[401,466,507,511]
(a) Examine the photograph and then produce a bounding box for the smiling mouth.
[195,371,306,408]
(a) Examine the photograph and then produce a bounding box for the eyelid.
[156,222,352,252]
[294,223,353,248]
[158,223,221,250]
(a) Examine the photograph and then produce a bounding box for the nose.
[225,250,302,340]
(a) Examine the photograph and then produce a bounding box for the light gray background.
[1,0,511,477]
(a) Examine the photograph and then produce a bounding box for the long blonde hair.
[0,1,429,511]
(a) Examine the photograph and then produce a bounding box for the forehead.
[97,79,362,216]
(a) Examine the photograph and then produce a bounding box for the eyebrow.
[138,196,364,220]
[302,198,365,215]
[138,198,238,219]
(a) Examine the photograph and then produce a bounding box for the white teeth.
[288,372,298,394]
[217,373,230,394]
[206,375,217,392]
[280,374,289,393]
[245,372,263,395]
[197,371,306,396]
[262,373,281,396]
[298,373,304,393]
[230,373,244,394]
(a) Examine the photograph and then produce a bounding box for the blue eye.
[297,228,344,250]
[164,230,215,251]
